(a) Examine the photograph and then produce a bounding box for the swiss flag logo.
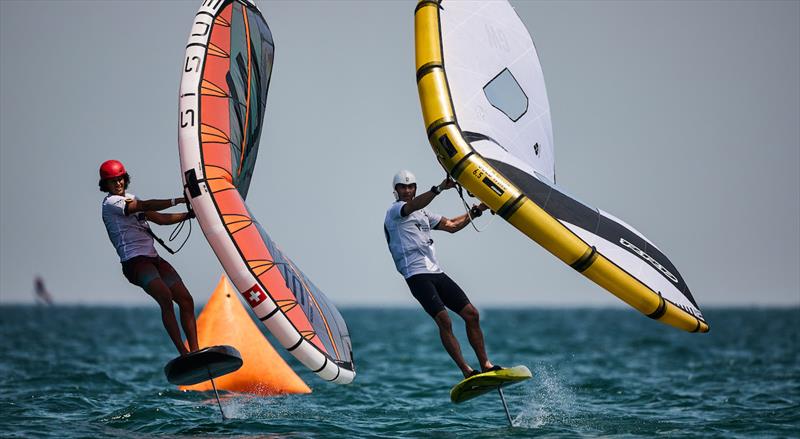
[242,284,266,308]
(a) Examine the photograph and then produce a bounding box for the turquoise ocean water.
[1,306,798,437]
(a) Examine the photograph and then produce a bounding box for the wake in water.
[513,363,577,429]
[221,393,300,421]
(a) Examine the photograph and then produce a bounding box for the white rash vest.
[384,201,443,278]
[102,193,158,262]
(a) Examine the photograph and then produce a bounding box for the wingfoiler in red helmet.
[99,160,127,180]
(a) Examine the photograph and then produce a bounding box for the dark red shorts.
[121,255,181,289]
[405,272,471,318]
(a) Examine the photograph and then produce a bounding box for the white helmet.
[392,170,416,200]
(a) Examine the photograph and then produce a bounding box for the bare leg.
[434,310,475,378]
[458,304,494,371]
[170,281,199,352]
[143,278,188,355]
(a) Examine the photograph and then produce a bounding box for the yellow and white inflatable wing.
[414,0,708,333]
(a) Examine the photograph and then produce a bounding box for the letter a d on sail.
[414,0,708,333]
[178,0,356,383]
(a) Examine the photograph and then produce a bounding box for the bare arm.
[145,211,191,226]
[401,191,436,217]
[125,197,185,215]
[401,177,456,216]
[435,203,489,233]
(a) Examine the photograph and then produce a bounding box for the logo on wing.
[242,283,267,308]
[619,238,679,284]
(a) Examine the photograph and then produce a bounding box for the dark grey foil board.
[164,345,243,386]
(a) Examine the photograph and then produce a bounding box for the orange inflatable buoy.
[180,275,311,395]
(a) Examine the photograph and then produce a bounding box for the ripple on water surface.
[0,306,798,437]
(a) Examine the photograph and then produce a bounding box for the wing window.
[483,68,528,122]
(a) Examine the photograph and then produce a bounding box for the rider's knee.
[434,312,453,331]
[461,305,480,324]
[172,287,194,309]
[145,281,174,309]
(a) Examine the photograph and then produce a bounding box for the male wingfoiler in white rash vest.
[383,169,503,379]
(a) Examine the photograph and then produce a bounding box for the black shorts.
[405,272,471,318]
[121,255,181,289]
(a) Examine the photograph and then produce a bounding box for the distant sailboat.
[34,276,53,306]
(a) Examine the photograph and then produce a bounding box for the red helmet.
[99,160,126,179]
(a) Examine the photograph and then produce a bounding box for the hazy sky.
[1,1,798,308]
